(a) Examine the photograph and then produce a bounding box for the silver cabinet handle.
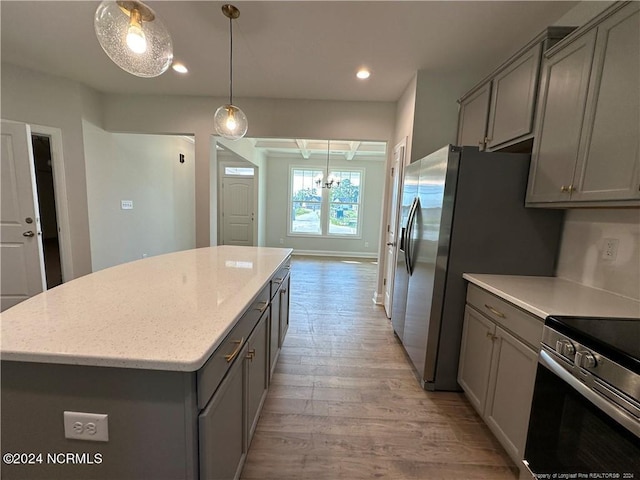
[23,231,35,237]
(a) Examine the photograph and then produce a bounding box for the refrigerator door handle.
[406,197,420,274]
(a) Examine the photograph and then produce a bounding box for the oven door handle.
[539,349,640,437]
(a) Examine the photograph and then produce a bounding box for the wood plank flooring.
[241,256,518,480]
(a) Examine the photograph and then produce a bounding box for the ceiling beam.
[295,139,310,159]
[344,141,361,161]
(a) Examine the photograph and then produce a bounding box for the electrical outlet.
[279,238,284,244]
[121,200,133,210]
[602,238,619,261]
[364,241,369,248]
[64,412,109,442]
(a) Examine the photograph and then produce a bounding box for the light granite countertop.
[463,274,640,319]
[1,246,292,371]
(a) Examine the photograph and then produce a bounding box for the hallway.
[241,256,518,479]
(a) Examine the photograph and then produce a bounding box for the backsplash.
[556,209,640,300]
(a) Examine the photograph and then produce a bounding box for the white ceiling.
[1,1,580,103]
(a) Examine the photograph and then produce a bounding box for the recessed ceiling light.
[172,63,188,74]
[356,68,371,80]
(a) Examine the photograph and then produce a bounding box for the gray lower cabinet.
[527,2,640,206]
[199,342,248,480]
[484,326,538,463]
[458,307,495,414]
[199,307,268,480]
[458,284,541,471]
[269,270,290,378]
[279,275,290,347]
[246,310,269,443]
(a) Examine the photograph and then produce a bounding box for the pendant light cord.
[229,15,233,105]
[326,140,330,180]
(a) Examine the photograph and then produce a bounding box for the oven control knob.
[575,350,597,369]
[555,340,575,357]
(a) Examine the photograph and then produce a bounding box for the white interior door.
[383,141,405,318]
[222,177,255,246]
[1,120,46,311]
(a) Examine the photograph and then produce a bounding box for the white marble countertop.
[463,274,640,319]
[1,246,292,371]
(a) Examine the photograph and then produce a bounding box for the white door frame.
[217,160,258,246]
[30,124,73,282]
[383,138,407,317]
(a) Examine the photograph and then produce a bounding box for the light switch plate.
[63,411,109,442]
[121,200,133,210]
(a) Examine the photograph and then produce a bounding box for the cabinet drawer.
[197,284,270,409]
[270,258,291,299]
[466,284,543,350]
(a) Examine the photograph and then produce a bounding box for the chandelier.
[316,140,340,189]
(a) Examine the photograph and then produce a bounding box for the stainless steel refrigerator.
[391,145,563,391]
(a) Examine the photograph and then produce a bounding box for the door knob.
[386,242,396,246]
[23,231,35,237]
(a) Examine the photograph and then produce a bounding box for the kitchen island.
[1,246,292,480]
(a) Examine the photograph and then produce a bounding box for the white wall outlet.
[364,241,369,248]
[121,200,133,210]
[279,238,284,244]
[63,411,109,442]
[602,238,619,261]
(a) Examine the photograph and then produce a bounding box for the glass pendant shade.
[214,104,248,140]
[94,1,173,78]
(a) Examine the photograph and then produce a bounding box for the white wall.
[410,69,476,162]
[1,63,95,278]
[103,94,396,249]
[557,209,640,300]
[83,122,195,271]
[264,153,385,257]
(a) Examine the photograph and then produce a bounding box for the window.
[224,166,255,176]
[289,168,363,237]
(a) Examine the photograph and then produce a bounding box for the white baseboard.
[372,291,384,305]
[292,250,378,260]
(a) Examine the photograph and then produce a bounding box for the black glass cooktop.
[545,316,640,374]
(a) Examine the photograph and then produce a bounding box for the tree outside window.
[289,168,362,237]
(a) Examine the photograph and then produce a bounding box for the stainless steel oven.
[523,316,639,478]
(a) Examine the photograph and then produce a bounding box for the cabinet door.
[486,43,541,150]
[457,306,495,415]
[199,343,247,480]
[526,30,597,203]
[246,310,269,445]
[457,83,491,150]
[269,290,281,379]
[279,275,290,347]
[484,326,538,464]
[572,3,640,202]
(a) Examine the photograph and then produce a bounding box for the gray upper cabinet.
[486,43,542,150]
[457,83,491,151]
[527,2,640,206]
[526,30,597,203]
[457,27,574,152]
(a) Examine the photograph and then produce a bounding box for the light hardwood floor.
[241,256,518,480]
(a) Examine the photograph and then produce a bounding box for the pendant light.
[214,4,248,140]
[316,140,340,189]
[94,1,173,78]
